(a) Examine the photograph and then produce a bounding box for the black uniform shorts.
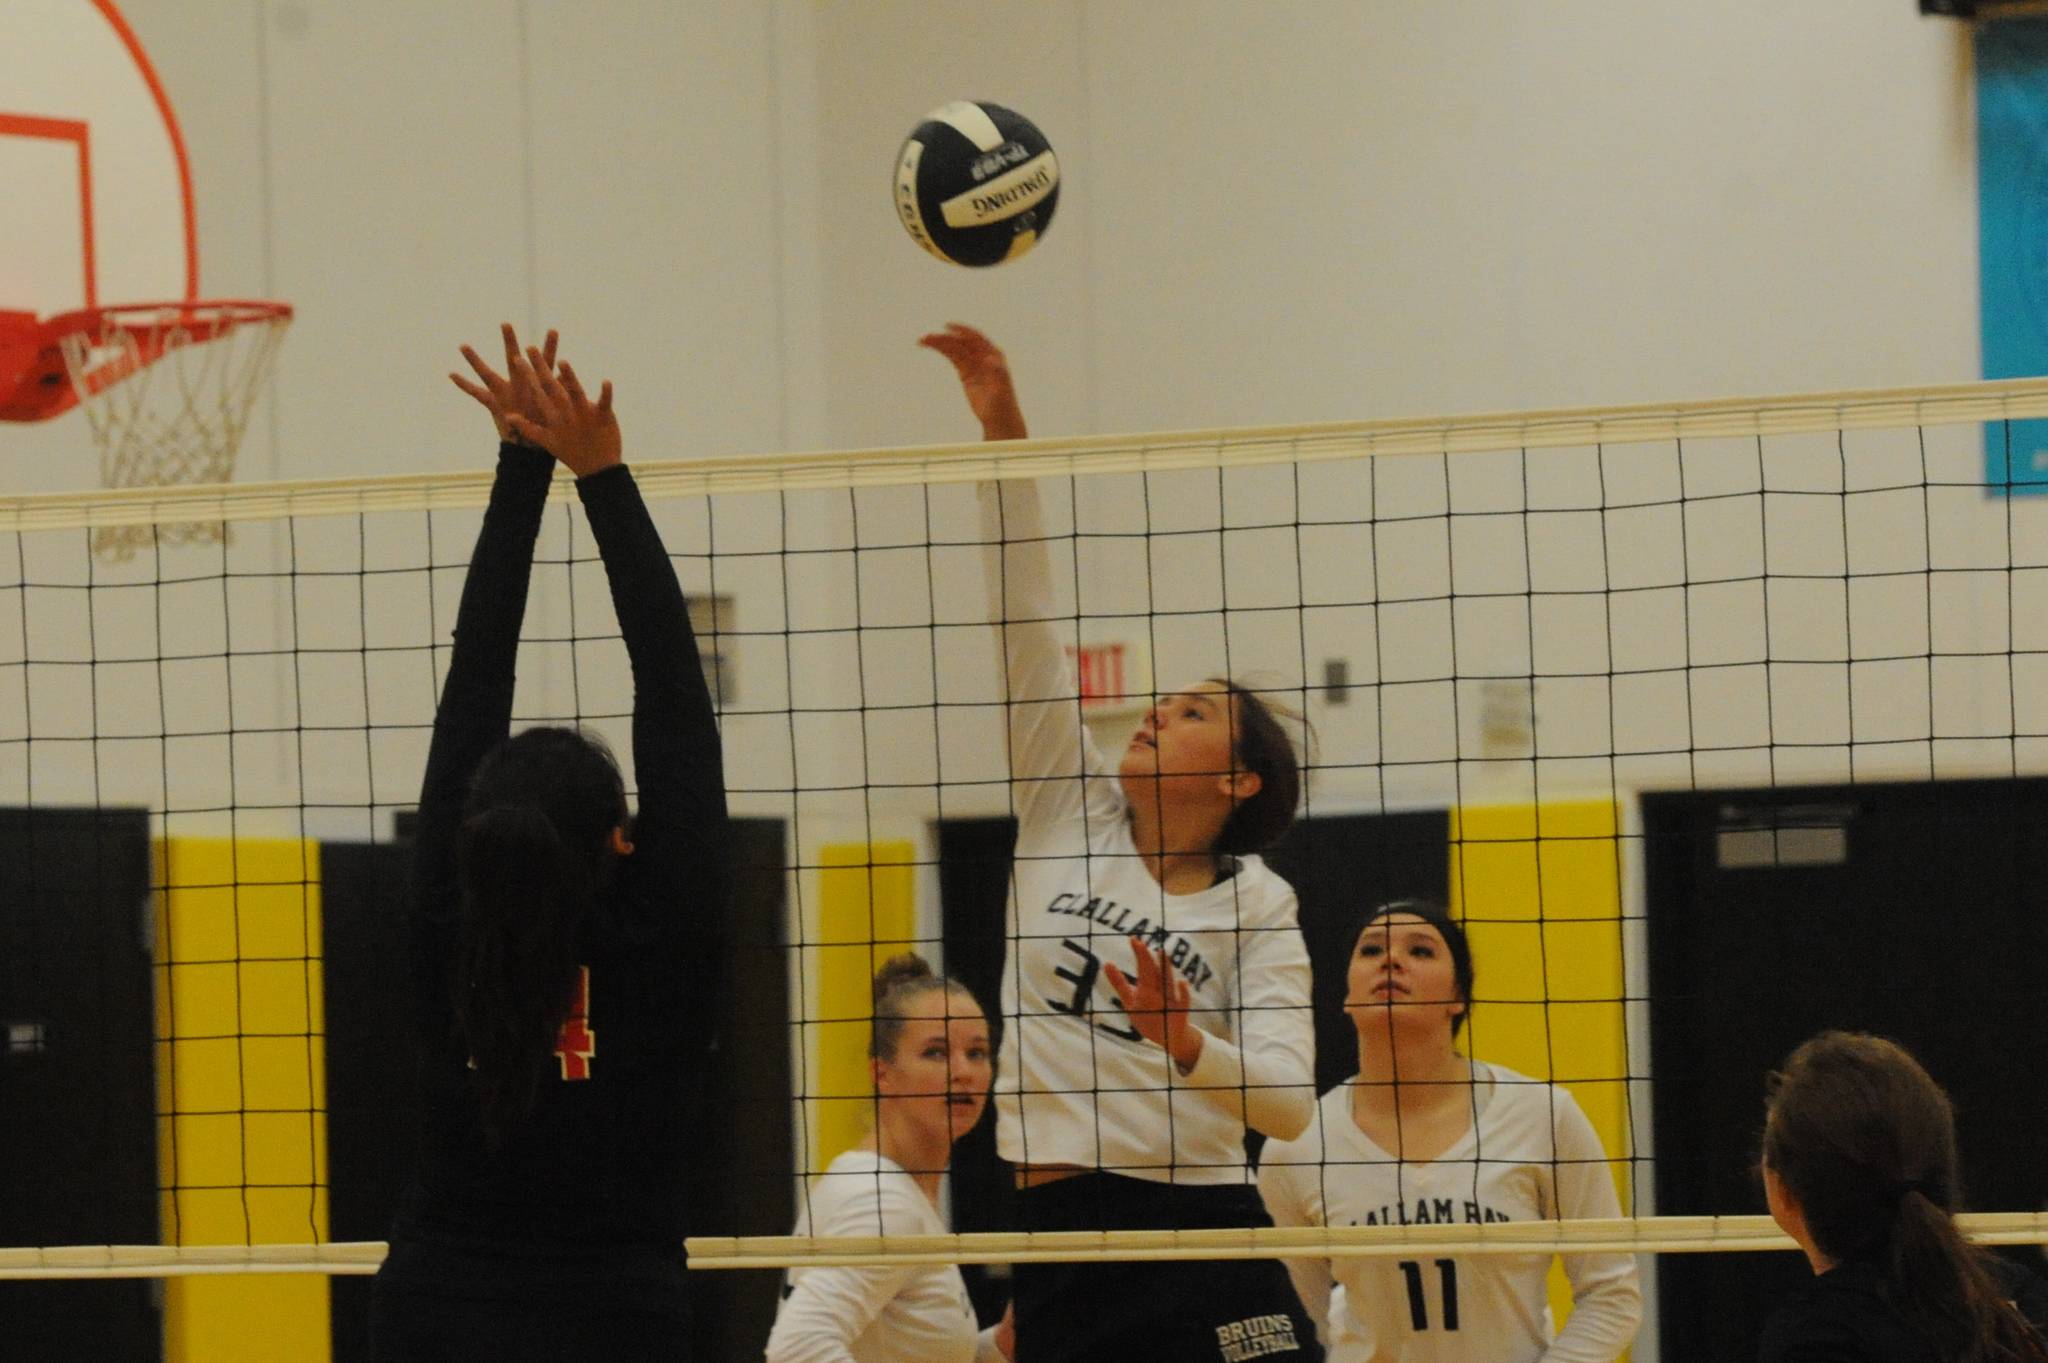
[370,1280,689,1362]
[1011,1172,1323,1363]
[370,1238,690,1363]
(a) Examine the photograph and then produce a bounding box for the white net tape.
[4,1212,2046,1278]
[6,374,2048,536]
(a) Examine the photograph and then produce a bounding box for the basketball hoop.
[0,299,292,561]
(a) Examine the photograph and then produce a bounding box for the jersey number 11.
[1398,1259,1460,1331]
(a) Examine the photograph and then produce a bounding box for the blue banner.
[1979,19,2048,492]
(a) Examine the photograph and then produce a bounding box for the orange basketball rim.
[0,301,292,424]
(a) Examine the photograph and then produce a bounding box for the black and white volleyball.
[895,101,1059,267]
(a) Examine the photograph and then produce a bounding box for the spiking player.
[923,323,1323,1363]
[1258,901,1641,1363]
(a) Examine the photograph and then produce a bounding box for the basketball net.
[54,301,292,562]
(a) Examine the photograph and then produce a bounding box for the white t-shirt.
[982,480,1317,1184]
[1257,1066,1642,1363]
[765,1150,1000,1363]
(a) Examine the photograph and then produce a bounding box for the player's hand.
[918,322,1028,441]
[505,349,622,479]
[450,323,559,446]
[995,1301,1016,1360]
[1103,937,1203,1074]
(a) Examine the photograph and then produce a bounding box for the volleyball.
[894,100,1060,267]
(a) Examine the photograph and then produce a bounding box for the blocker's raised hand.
[506,348,621,479]
[919,322,1028,441]
[450,323,559,445]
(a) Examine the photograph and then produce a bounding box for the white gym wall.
[10,2,2021,821]
[61,0,1978,486]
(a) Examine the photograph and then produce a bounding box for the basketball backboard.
[1,0,290,552]
[0,0,195,319]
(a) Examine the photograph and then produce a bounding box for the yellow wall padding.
[154,837,330,1363]
[810,841,919,1168]
[1449,801,1632,1354]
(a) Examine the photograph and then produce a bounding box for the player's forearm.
[575,464,727,842]
[1181,937,1318,1137]
[762,1319,858,1363]
[1541,1264,1643,1363]
[1277,1257,1335,1353]
[576,464,715,732]
[979,479,1101,805]
[1546,1129,1643,1363]
[980,397,1027,441]
[765,1264,906,1363]
[1179,1030,1316,1140]
[423,446,552,770]
[979,478,1062,633]
[416,444,553,852]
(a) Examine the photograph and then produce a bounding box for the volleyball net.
[6,376,2048,1298]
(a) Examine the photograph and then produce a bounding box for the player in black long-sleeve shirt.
[370,327,727,1362]
[1758,1032,2048,1363]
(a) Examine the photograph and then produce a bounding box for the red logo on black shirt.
[555,966,595,1080]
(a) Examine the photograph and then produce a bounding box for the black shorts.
[1012,1173,1322,1363]
[370,1279,689,1363]
[370,1238,689,1363]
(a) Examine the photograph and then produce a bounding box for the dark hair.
[869,953,983,1061]
[1763,1032,2048,1363]
[1356,898,1475,1036]
[456,727,627,1145]
[1210,679,1304,856]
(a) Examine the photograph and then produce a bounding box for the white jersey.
[765,1150,1000,1363]
[1257,1067,1641,1363]
[982,480,1316,1184]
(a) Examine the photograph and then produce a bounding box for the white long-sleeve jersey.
[982,480,1317,1184]
[765,1151,1001,1363]
[1257,1068,1642,1363]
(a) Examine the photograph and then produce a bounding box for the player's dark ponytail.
[1763,1032,2048,1363]
[1210,679,1305,856]
[456,727,626,1145]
